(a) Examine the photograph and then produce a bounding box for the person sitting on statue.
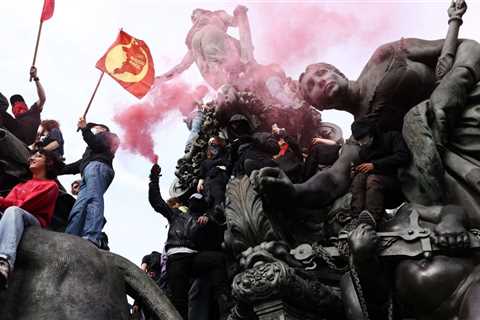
[0,95,31,192]
[60,117,119,249]
[271,124,304,183]
[33,119,65,159]
[228,114,279,177]
[349,118,410,227]
[303,132,340,181]
[149,164,230,320]
[0,67,46,146]
[255,1,480,212]
[0,149,61,289]
[197,136,230,223]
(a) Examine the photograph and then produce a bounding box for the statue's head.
[191,9,211,23]
[299,63,348,110]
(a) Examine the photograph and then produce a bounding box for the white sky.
[1,0,479,265]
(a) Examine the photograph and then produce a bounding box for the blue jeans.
[0,206,40,270]
[65,161,114,245]
[185,109,205,150]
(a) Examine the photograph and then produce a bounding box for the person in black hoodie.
[228,114,279,177]
[197,136,230,223]
[61,117,119,248]
[350,118,410,226]
[149,164,230,320]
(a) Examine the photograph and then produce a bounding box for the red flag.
[96,30,155,99]
[40,0,55,22]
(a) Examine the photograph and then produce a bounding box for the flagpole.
[30,21,43,81]
[83,72,105,118]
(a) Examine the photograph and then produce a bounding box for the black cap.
[87,122,110,132]
[10,94,25,105]
[351,118,374,140]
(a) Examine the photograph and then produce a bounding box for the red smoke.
[114,80,209,163]
[251,3,399,69]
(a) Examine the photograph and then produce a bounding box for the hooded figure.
[228,114,279,177]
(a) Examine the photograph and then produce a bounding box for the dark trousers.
[166,251,228,320]
[350,173,397,221]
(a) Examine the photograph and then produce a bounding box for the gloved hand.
[150,164,162,180]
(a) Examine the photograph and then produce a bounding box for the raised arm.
[157,51,194,82]
[436,0,468,79]
[30,66,46,111]
[148,164,173,221]
[232,5,255,64]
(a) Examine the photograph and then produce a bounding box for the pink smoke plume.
[114,80,209,163]
[251,3,400,69]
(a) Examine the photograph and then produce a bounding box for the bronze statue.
[157,6,254,90]
[346,204,480,320]
[255,0,480,220]
[0,227,181,320]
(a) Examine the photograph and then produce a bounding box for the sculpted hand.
[448,0,467,18]
[356,163,374,173]
[234,5,248,16]
[349,224,379,262]
[251,167,296,206]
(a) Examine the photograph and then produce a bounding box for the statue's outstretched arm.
[294,142,359,208]
[157,51,194,81]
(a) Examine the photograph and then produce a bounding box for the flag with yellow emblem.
[96,30,155,99]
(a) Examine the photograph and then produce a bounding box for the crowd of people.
[1,1,479,319]
[0,66,120,290]
[128,76,413,319]
[0,63,413,320]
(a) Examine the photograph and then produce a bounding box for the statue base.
[254,300,320,320]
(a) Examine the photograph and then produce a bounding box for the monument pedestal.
[254,300,318,320]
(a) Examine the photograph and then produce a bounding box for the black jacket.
[148,177,200,251]
[62,128,119,175]
[0,92,41,145]
[232,132,280,177]
[357,131,410,175]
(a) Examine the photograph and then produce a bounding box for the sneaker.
[358,210,377,228]
[0,258,10,290]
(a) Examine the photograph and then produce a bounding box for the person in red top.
[0,149,61,289]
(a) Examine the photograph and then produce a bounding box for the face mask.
[12,102,28,117]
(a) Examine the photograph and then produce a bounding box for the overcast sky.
[1,0,479,265]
